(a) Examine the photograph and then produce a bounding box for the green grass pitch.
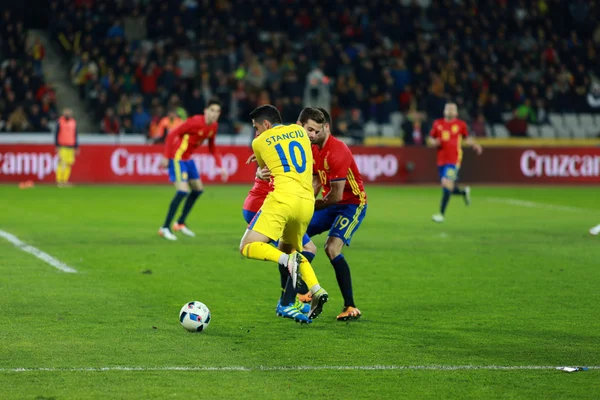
[0,184,599,399]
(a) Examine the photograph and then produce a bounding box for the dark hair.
[316,107,331,124]
[297,107,325,125]
[206,98,222,108]
[249,104,282,124]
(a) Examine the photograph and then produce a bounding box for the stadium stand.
[0,10,58,133]
[9,0,600,141]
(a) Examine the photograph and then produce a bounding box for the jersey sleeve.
[251,138,265,169]
[163,117,201,158]
[327,143,352,181]
[460,121,469,137]
[429,120,439,138]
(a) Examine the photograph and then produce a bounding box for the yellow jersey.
[252,123,314,201]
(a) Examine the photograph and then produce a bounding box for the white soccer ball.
[179,301,211,332]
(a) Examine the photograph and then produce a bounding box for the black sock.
[301,251,315,263]
[331,254,355,307]
[452,185,465,195]
[278,263,288,292]
[440,188,451,215]
[177,190,203,224]
[163,191,188,228]
[280,276,296,306]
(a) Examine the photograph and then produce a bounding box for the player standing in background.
[158,99,228,240]
[55,108,78,188]
[239,105,328,321]
[151,108,184,144]
[299,107,366,321]
[427,103,482,223]
[590,224,600,236]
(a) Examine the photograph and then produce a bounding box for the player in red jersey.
[301,107,367,321]
[158,99,228,240]
[427,103,482,223]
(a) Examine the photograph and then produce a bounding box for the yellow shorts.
[58,147,75,165]
[248,192,314,251]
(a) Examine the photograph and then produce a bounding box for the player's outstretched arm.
[315,180,345,210]
[465,137,483,155]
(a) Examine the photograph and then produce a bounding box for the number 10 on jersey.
[274,141,307,173]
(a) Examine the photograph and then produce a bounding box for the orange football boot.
[337,306,362,321]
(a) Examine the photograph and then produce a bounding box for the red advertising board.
[0,144,598,184]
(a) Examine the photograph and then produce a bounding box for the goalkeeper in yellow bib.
[239,105,328,322]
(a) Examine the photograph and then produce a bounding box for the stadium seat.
[390,112,404,128]
[381,124,397,137]
[493,124,509,138]
[539,125,556,139]
[548,113,564,128]
[364,122,379,137]
[564,114,579,131]
[527,125,539,138]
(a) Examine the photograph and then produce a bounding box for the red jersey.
[429,118,469,166]
[164,115,222,167]
[243,177,272,213]
[312,135,367,205]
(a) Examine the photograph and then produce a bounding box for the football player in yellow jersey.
[239,105,329,321]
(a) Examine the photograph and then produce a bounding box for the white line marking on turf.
[0,229,77,273]
[486,197,592,213]
[0,365,598,373]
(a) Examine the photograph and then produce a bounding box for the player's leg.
[56,147,66,186]
[451,168,470,206]
[239,200,291,266]
[590,224,600,236]
[281,202,328,320]
[159,160,189,240]
[62,148,75,185]
[326,204,367,321]
[278,233,314,311]
[174,161,203,236]
[432,165,456,223]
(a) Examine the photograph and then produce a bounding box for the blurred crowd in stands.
[2,0,600,141]
[0,10,57,133]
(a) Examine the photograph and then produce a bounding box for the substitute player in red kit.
[158,99,228,240]
[427,102,482,223]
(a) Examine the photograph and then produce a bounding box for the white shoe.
[590,225,600,236]
[173,223,196,237]
[432,214,445,223]
[287,252,300,289]
[464,186,471,206]
[158,227,177,241]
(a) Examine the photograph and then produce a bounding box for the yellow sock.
[56,164,65,183]
[298,255,319,289]
[242,242,284,263]
[64,164,72,183]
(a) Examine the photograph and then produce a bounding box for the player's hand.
[473,143,483,155]
[246,154,257,164]
[256,166,271,181]
[426,137,440,147]
[220,168,229,182]
[160,157,169,168]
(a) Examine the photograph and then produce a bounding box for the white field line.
[0,229,77,273]
[486,197,593,213]
[0,365,597,373]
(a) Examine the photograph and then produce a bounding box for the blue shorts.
[242,209,311,247]
[438,164,459,181]
[306,203,367,246]
[168,159,200,183]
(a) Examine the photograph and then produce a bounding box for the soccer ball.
[179,301,211,332]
